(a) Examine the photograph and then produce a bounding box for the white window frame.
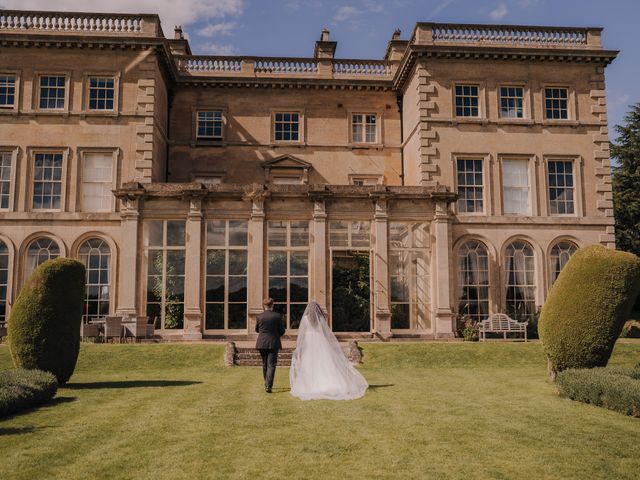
[349,175,383,186]
[28,148,69,212]
[500,158,532,216]
[0,148,18,211]
[0,72,20,112]
[454,156,486,215]
[350,112,380,145]
[542,85,574,122]
[196,110,225,141]
[545,157,579,216]
[78,237,112,323]
[84,73,119,113]
[79,149,118,213]
[271,110,304,144]
[453,83,483,119]
[498,85,526,119]
[36,73,70,112]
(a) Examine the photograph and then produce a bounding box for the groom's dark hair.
[263,298,274,308]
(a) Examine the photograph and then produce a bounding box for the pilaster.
[183,193,205,340]
[310,194,328,312]
[432,199,455,338]
[245,188,268,334]
[115,189,142,320]
[372,193,392,338]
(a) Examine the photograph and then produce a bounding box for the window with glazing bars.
[32,153,63,210]
[39,76,65,109]
[456,159,484,213]
[0,75,16,108]
[352,113,377,143]
[499,86,524,118]
[0,152,11,209]
[455,85,479,117]
[197,111,223,139]
[548,160,575,214]
[89,77,115,110]
[544,88,568,119]
[274,112,299,142]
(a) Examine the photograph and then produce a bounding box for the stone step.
[230,345,360,367]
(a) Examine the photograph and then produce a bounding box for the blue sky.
[1,0,637,136]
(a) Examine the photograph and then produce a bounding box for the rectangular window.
[502,159,530,215]
[351,113,377,143]
[389,223,430,330]
[274,112,300,142]
[548,160,575,215]
[544,88,569,120]
[329,220,371,248]
[32,152,63,210]
[268,220,309,329]
[0,152,12,209]
[456,159,484,214]
[455,85,479,117]
[39,75,66,110]
[0,75,16,108]
[88,77,115,111]
[197,111,223,140]
[205,220,248,330]
[499,86,524,118]
[145,220,186,330]
[351,177,380,186]
[82,153,113,212]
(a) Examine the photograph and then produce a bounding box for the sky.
[0,0,638,137]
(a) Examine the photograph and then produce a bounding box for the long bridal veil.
[290,301,368,400]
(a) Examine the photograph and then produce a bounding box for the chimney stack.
[314,28,337,59]
[174,25,184,40]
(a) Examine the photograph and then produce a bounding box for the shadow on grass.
[368,384,395,390]
[0,425,57,435]
[65,380,202,390]
[0,397,76,422]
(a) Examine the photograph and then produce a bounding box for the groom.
[255,298,286,393]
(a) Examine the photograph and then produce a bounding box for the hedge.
[556,367,640,417]
[0,368,58,418]
[8,258,86,384]
[539,245,640,379]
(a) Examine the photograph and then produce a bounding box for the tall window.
[0,75,16,108]
[205,220,248,330]
[457,241,490,323]
[456,159,484,213]
[548,160,575,215]
[550,241,578,285]
[544,88,568,119]
[389,223,430,330]
[197,111,223,140]
[274,112,300,142]
[454,85,479,117]
[146,220,186,330]
[268,220,309,329]
[351,113,377,143]
[32,152,63,210]
[82,153,113,212]
[505,241,536,321]
[502,159,530,215]
[26,237,60,278]
[79,238,111,323]
[39,75,66,110]
[0,241,8,324]
[0,152,11,209]
[329,220,371,248]
[88,77,115,111]
[499,86,524,118]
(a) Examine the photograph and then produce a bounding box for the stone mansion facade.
[0,10,618,339]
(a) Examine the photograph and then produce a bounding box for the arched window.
[26,237,60,278]
[78,238,111,323]
[505,240,536,321]
[550,241,578,285]
[457,240,490,322]
[0,241,8,324]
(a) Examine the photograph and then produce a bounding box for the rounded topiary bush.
[539,245,640,380]
[8,258,86,384]
[0,369,58,418]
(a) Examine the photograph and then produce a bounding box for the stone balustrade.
[178,56,396,80]
[415,23,602,49]
[0,10,162,37]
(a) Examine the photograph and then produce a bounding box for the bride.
[290,301,368,400]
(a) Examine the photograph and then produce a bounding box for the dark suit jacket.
[255,310,286,350]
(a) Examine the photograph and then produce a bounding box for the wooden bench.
[478,313,528,342]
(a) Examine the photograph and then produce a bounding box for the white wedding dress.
[290,301,368,400]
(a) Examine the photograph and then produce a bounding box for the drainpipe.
[396,94,405,186]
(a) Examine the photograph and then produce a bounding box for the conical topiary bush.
[7,258,86,384]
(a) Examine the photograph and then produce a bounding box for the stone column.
[310,194,329,313]
[372,194,392,338]
[115,189,142,320]
[246,189,267,335]
[432,198,455,338]
[183,193,204,340]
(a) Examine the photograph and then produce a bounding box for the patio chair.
[123,316,151,340]
[104,316,123,343]
[80,322,100,340]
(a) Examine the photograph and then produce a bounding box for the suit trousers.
[259,348,278,389]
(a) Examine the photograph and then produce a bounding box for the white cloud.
[364,0,384,13]
[197,21,237,37]
[201,43,237,55]
[285,0,323,9]
[427,0,455,20]
[334,5,360,22]
[0,0,245,34]
[489,3,508,20]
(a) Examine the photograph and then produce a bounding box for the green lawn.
[1,341,640,480]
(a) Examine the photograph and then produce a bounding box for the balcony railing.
[0,10,163,37]
[415,23,602,49]
[178,56,396,80]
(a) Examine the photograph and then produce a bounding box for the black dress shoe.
[266,387,272,393]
